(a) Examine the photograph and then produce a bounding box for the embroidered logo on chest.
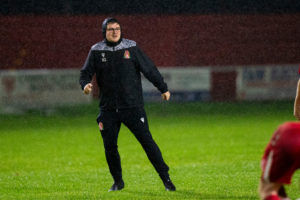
[101,53,107,62]
[123,50,131,59]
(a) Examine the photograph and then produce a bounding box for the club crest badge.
[123,50,130,59]
[101,53,107,62]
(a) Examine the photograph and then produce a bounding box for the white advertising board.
[236,65,298,100]
[0,67,211,112]
[0,69,91,113]
[142,67,211,101]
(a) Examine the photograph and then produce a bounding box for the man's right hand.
[161,91,171,101]
[83,83,93,95]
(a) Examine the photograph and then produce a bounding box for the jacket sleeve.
[79,49,96,90]
[134,46,168,93]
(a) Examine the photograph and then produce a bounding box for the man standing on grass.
[79,17,176,192]
[258,122,300,200]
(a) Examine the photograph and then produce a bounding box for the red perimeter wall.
[0,14,299,70]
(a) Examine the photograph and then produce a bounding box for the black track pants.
[96,107,170,182]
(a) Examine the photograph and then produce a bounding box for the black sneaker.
[163,179,176,191]
[108,180,124,192]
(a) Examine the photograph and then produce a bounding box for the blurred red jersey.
[261,122,300,184]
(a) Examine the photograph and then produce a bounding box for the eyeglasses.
[106,28,121,32]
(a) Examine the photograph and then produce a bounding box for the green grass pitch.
[0,101,299,200]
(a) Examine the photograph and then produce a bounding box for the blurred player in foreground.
[79,17,175,192]
[259,122,300,200]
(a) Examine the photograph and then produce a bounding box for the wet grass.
[0,101,299,200]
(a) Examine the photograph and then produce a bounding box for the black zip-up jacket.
[79,38,168,111]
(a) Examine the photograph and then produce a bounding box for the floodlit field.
[0,101,299,200]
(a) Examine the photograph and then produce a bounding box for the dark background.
[1,1,299,70]
[1,0,300,15]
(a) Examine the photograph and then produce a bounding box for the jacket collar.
[105,38,122,47]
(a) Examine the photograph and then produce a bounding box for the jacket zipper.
[113,46,119,112]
